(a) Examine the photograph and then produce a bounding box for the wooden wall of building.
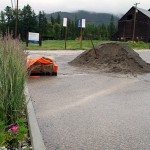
[116,7,150,42]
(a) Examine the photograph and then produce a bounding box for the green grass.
[123,41,150,49]
[24,40,108,50]
[24,40,150,50]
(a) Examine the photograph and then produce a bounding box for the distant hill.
[46,10,120,26]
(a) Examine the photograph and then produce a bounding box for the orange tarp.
[27,57,58,72]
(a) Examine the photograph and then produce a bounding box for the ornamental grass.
[0,35,27,125]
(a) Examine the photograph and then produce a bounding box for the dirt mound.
[69,42,150,74]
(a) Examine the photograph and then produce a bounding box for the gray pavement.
[28,50,150,150]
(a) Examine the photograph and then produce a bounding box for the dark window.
[127,15,132,20]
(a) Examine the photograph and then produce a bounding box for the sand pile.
[69,42,150,74]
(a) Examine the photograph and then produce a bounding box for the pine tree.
[19,4,38,40]
[0,11,7,36]
[56,13,61,24]
[99,24,108,40]
[2,6,16,36]
[38,11,48,36]
[108,15,117,39]
[47,22,55,38]
[50,15,55,25]
[54,23,61,39]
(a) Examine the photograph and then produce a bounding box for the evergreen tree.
[2,6,15,36]
[74,15,79,39]
[84,23,96,39]
[70,20,76,39]
[0,11,7,36]
[67,19,71,39]
[53,23,61,39]
[38,11,48,36]
[19,4,38,40]
[99,24,108,40]
[50,15,55,25]
[56,13,61,24]
[107,15,117,39]
[47,22,55,38]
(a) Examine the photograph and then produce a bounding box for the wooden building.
[115,7,150,42]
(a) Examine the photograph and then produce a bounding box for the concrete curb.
[25,86,46,150]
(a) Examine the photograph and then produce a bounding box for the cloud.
[1,0,150,15]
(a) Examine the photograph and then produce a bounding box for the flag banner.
[63,18,68,27]
[78,19,81,28]
[82,19,86,28]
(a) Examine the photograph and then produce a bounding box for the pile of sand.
[69,42,150,74]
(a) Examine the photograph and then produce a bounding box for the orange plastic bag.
[27,57,58,76]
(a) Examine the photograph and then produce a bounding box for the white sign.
[63,18,68,27]
[78,19,81,28]
[82,19,86,28]
[28,32,39,42]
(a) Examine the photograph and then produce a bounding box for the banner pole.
[80,27,82,49]
[65,26,67,49]
[63,17,68,49]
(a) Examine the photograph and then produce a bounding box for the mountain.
[46,10,120,26]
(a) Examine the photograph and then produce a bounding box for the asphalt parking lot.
[28,50,150,150]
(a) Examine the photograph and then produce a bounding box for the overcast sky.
[1,0,150,15]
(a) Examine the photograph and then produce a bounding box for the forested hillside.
[0,5,119,40]
[46,10,119,26]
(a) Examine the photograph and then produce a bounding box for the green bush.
[0,118,28,148]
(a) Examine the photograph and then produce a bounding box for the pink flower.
[11,125,19,133]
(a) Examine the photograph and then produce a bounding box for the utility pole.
[132,2,140,41]
[15,0,18,38]
[11,0,13,9]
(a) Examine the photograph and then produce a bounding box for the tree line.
[0,4,117,41]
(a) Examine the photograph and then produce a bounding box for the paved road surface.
[28,50,150,150]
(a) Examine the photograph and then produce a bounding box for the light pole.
[15,0,18,38]
[11,0,13,9]
[132,2,140,42]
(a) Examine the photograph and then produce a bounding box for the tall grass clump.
[0,35,27,126]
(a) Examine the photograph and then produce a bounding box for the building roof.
[136,7,150,18]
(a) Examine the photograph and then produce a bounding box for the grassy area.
[123,41,150,49]
[24,40,102,50]
[24,40,150,50]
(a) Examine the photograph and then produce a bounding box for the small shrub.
[0,118,28,148]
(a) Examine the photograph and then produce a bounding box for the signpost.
[63,17,68,49]
[78,19,86,49]
[26,32,41,47]
[15,0,18,38]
